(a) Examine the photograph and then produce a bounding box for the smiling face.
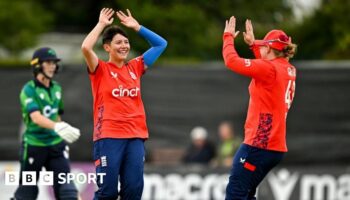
[104,33,130,62]
[41,60,57,79]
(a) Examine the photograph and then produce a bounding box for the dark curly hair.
[102,25,128,44]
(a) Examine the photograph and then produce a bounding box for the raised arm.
[243,19,261,59]
[116,9,167,68]
[243,19,255,46]
[223,16,274,80]
[81,8,115,73]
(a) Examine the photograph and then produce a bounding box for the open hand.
[243,19,255,46]
[99,8,115,26]
[224,16,240,38]
[116,9,141,31]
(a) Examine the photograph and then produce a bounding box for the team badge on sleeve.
[25,98,33,105]
[287,67,296,77]
[55,92,61,100]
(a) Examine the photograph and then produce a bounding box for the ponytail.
[283,43,297,59]
[272,43,297,59]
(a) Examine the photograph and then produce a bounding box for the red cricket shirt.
[223,32,296,152]
[89,56,148,141]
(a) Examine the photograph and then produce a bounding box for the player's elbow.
[81,44,90,54]
[30,113,41,125]
[161,39,168,50]
[223,57,233,69]
[143,44,167,67]
[81,42,95,55]
[158,40,167,56]
[155,39,167,54]
[224,58,242,74]
[31,116,39,125]
[223,53,240,69]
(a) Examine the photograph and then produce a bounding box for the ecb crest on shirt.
[129,71,137,80]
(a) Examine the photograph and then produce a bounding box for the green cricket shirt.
[19,79,64,146]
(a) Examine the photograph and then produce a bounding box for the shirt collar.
[34,78,52,88]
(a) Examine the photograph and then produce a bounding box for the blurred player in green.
[13,47,80,200]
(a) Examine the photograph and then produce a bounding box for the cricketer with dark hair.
[81,8,167,200]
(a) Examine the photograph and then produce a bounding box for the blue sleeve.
[138,26,167,67]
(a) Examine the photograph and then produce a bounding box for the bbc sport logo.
[5,171,106,185]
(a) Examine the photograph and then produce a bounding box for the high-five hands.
[243,19,255,46]
[99,8,115,26]
[224,16,240,38]
[97,8,141,32]
[116,9,141,32]
[54,122,80,144]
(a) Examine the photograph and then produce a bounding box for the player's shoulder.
[126,56,145,72]
[51,80,61,87]
[253,59,277,76]
[97,59,111,68]
[51,80,62,90]
[134,56,143,63]
[288,63,297,71]
[20,81,39,99]
[275,59,297,79]
[22,80,36,93]
[286,64,297,78]
[23,80,35,87]
[127,56,144,66]
[280,59,296,74]
[96,59,117,73]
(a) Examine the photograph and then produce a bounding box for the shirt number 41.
[285,80,296,115]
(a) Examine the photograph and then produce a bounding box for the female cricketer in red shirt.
[81,8,167,200]
[223,16,297,200]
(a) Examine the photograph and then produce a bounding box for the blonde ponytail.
[283,43,297,59]
[272,43,297,59]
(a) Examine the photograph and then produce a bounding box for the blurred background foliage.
[0,0,53,57]
[0,0,348,62]
[289,0,350,60]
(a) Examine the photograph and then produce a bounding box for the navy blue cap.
[30,47,61,66]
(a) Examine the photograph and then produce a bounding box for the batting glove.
[54,122,81,144]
